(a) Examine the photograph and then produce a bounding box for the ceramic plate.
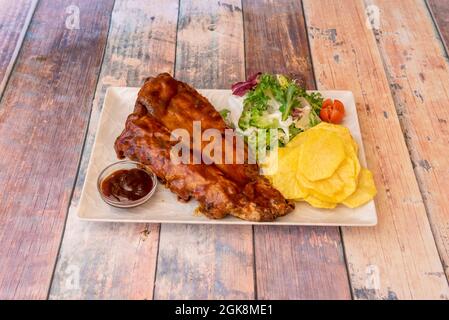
[77,87,377,226]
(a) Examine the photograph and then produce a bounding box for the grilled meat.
[137,73,259,186]
[114,73,294,221]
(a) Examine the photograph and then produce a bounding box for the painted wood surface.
[0,0,38,95]
[243,0,351,300]
[1,0,449,301]
[153,0,255,300]
[304,0,449,299]
[368,0,449,283]
[0,0,114,299]
[49,0,179,299]
[427,0,449,53]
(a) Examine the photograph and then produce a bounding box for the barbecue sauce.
[101,169,153,202]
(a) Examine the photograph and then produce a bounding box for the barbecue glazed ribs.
[114,73,294,221]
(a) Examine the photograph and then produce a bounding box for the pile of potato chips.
[265,122,377,208]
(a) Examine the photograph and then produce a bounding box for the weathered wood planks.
[243,0,315,90]
[153,0,255,300]
[49,0,179,299]
[304,0,449,299]
[427,0,449,53]
[2,0,447,300]
[0,0,38,95]
[0,0,114,299]
[368,0,449,283]
[243,0,351,299]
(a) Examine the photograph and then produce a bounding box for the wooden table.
[1,0,449,300]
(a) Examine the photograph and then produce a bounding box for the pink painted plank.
[304,0,449,299]
[0,0,37,94]
[243,0,351,299]
[0,0,114,299]
[154,0,255,300]
[49,0,179,299]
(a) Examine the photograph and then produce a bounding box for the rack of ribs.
[114,73,294,221]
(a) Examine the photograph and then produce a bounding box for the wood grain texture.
[304,0,449,299]
[49,0,179,299]
[243,0,315,90]
[243,0,351,300]
[153,0,255,300]
[175,0,245,88]
[367,0,449,283]
[0,0,38,95]
[427,0,449,53]
[0,0,114,299]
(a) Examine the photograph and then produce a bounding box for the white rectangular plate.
[77,87,377,226]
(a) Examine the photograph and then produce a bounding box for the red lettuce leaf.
[231,72,261,96]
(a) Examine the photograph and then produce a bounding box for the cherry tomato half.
[319,98,345,124]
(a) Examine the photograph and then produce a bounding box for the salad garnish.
[230,73,324,151]
[231,72,261,96]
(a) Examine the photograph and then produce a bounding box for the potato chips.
[265,122,376,208]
